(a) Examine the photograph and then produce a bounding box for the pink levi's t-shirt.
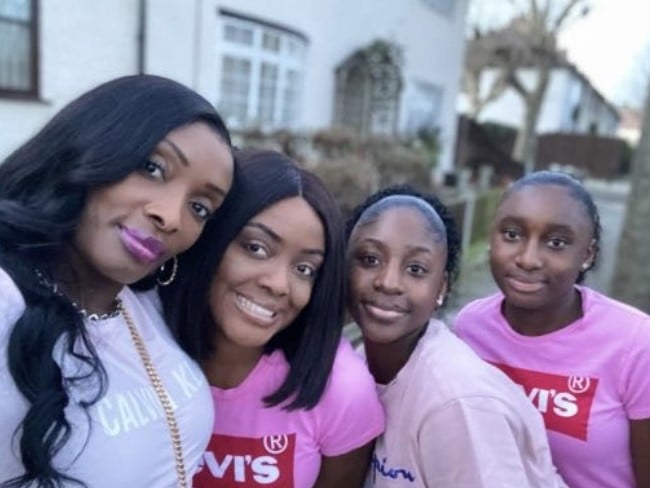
[454,286,650,488]
[193,339,385,488]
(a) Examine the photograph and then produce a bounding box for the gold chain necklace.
[118,300,188,488]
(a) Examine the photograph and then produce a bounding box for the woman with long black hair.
[0,75,234,487]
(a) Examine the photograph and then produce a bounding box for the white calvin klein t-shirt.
[0,267,213,487]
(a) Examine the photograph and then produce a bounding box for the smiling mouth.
[362,302,407,322]
[235,293,276,322]
[506,277,545,294]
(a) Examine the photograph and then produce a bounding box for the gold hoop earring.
[157,256,178,286]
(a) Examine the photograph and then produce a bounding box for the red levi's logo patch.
[493,363,599,441]
[194,433,296,487]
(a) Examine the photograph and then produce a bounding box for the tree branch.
[509,71,530,99]
[552,0,584,33]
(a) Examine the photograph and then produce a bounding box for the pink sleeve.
[317,340,385,457]
[620,317,650,419]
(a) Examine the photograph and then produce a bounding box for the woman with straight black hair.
[0,75,235,487]
[161,149,384,487]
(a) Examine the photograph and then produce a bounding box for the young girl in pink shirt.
[455,171,650,487]
[347,185,564,487]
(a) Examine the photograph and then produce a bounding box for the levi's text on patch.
[194,433,296,486]
[494,363,598,441]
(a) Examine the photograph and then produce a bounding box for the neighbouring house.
[0,0,469,174]
[464,63,620,136]
[458,19,619,138]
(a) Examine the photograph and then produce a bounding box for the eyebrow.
[359,237,436,255]
[163,139,189,166]
[163,138,227,198]
[499,216,576,234]
[246,222,325,256]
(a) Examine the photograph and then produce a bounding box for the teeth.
[236,294,274,319]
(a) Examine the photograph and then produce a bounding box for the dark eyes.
[356,253,428,277]
[143,159,213,222]
[502,228,520,241]
[500,228,569,250]
[243,241,319,280]
[190,202,211,221]
[143,160,166,180]
[358,255,379,267]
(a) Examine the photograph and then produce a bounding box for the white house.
[0,0,469,173]
[460,63,619,137]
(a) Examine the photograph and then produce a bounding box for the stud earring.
[436,295,444,307]
[157,256,178,286]
[581,262,590,272]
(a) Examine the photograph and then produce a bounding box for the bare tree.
[464,0,590,172]
[611,82,650,312]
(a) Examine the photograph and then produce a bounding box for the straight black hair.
[0,75,231,488]
[161,149,345,410]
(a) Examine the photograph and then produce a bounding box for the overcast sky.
[559,0,650,108]
[469,0,650,108]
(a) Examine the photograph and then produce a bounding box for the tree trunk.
[611,83,650,312]
[512,69,550,173]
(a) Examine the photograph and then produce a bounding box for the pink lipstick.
[119,226,165,264]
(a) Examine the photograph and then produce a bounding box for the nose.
[515,239,543,270]
[372,261,403,295]
[258,264,290,297]
[145,191,183,234]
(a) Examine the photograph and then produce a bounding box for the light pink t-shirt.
[454,287,650,488]
[366,319,565,488]
[193,340,385,488]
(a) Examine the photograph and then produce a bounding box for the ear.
[581,238,597,270]
[435,272,450,308]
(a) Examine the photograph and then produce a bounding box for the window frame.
[217,9,308,130]
[0,0,39,99]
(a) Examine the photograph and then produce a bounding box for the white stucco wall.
[146,0,469,172]
[1,0,468,173]
[0,0,140,159]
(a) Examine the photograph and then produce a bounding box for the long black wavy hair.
[161,149,346,410]
[0,75,231,488]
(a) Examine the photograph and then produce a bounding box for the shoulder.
[418,323,525,405]
[316,339,385,455]
[454,293,503,330]
[0,266,25,336]
[120,286,174,340]
[326,339,377,395]
[582,286,650,328]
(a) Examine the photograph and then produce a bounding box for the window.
[420,0,455,18]
[0,0,38,97]
[405,81,443,134]
[218,12,308,129]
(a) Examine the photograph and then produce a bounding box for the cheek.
[348,267,373,294]
[173,219,204,254]
[293,281,315,312]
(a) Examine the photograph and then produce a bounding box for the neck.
[363,324,427,385]
[503,288,583,336]
[201,332,264,389]
[51,247,122,315]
